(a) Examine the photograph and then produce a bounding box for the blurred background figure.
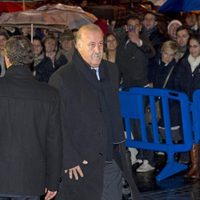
[103,32,118,63]
[0,30,9,77]
[141,11,165,52]
[175,25,190,61]
[149,40,178,90]
[174,34,200,179]
[32,36,54,82]
[94,18,109,35]
[20,27,31,40]
[71,28,79,38]
[184,13,198,33]
[43,35,68,71]
[59,30,75,62]
[116,16,155,173]
[167,19,182,41]
[194,14,200,34]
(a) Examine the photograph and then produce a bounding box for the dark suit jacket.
[116,39,149,88]
[49,51,125,200]
[0,65,62,196]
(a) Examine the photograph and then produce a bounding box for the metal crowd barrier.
[119,87,193,181]
[192,90,200,144]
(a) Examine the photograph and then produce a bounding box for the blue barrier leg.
[156,151,188,181]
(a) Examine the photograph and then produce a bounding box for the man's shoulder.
[0,75,59,102]
[51,62,75,80]
[38,81,59,96]
[55,62,74,75]
[48,62,77,90]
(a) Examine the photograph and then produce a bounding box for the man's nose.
[94,45,101,52]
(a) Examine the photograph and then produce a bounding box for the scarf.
[34,53,44,67]
[188,54,200,72]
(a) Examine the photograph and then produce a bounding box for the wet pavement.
[127,156,200,200]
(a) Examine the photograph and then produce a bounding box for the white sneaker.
[136,160,155,172]
[132,159,143,165]
[155,151,165,155]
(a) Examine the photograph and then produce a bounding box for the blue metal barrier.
[192,90,200,144]
[119,87,193,181]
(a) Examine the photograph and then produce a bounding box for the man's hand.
[64,160,88,180]
[128,32,142,47]
[44,190,57,200]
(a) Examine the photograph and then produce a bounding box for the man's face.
[143,13,157,30]
[176,29,190,47]
[77,29,103,68]
[0,35,7,51]
[185,14,196,27]
[61,39,73,52]
[126,18,141,36]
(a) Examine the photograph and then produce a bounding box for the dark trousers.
[101,160,122,200]
[0,195,40,200]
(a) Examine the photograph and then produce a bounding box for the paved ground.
[123,154,200,200]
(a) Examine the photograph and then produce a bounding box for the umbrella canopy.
[0,0,44,12]
[159,0,200,12]
[0,3,97,30]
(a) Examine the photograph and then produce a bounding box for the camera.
[128,25,135,32]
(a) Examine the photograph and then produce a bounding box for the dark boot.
[185,144,200,179]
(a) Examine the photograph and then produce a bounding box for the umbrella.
[0,1,44,12]
[0,3,97,30]
[159,0,200,12]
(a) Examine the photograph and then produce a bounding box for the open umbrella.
[0,3,97,30]
[0,0,44,12]
[159,0,200,12]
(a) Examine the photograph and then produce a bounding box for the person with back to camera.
[0,35,62,200]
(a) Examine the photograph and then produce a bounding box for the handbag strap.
[162,65,175,88]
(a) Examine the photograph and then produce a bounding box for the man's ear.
[4,55,12,69]
[75,41,82,50]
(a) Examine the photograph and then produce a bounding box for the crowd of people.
[1,6,200,200]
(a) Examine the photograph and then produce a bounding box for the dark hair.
[126,15,140,24]
[144,11,157,21]
[189,34,200,44]
[42,35,57,45]
[5,35,34,65]
[104,32,118,60]
[104,32,118,47]
[176,25,191,35]
[33,36,44,52]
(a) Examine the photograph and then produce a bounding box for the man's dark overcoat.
[49,50,125,200]
[0,65,62,196]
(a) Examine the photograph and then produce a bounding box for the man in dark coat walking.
[49,24,128,200]
[0,35,62,200]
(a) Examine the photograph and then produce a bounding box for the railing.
[119,87,193,181]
